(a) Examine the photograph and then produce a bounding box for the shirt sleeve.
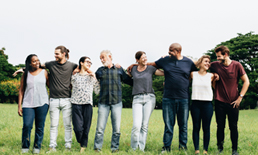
[120,67,133,86]
[237,62,246,77]
[72,63,78,70]
[191,61,198,72]
[71,74,76,86]
[95,68,100,80]
[155,57,164,69]
[93,77,100,95]
[45,61,50,69]
[149,65,157,75]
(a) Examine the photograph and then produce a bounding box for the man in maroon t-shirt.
[210,45,249,155]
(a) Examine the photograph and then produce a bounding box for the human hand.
[161,55,169,58]
[127,64,137,73]
[214,73,219,81]
[230,97,242,108]
[115,63,121,68]
[73,68,80,75]
[18,106,23,116]
[13,68,24,77]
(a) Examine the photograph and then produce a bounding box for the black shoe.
[232,150,239,155]
[161,146,171,154]
[111,149,119,153]
[216,149,223,154]
[94,148,102,153]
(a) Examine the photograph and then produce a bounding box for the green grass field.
[0,104,257,155]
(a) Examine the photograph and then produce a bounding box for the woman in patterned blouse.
[70,56,100,153]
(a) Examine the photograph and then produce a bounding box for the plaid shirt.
[95,65,132,105]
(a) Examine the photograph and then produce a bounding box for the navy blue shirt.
[95,65,132,105]
[155,56,197,99]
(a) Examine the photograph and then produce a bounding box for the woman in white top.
[191,55,215,155]
[70,56,100,153]
[18,54,49,154]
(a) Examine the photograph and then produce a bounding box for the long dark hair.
[23,54,38,92]
[78,56,91,70]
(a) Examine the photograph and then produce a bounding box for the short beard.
[56,58,61,62]
[169,54,177,60]
[102,61,109,67]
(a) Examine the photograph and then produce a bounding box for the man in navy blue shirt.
[148,43,197,153]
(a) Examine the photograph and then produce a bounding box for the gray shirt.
[45,61,77,98]
[131,65,157,95]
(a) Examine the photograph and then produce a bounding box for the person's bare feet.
[80,147,86,153]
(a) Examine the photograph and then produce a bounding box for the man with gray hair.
[94,50,132,153]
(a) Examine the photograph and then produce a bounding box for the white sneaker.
[33,148,40,154]
[21,148,29,154]
[46,147,56,153]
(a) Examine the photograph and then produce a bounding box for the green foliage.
[152,75,165,109]
[0,79,20,103]
[122,84,133,108]
[205,32,258,109]
[0,47,16,82]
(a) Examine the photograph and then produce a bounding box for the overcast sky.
[1,0,258,72]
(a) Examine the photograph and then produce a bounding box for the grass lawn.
[0,104,257,154]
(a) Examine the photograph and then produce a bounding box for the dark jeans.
[162,98,189,149]
[215,100,239,151]
[72,104,93,147]
[191,100,213,151]
[22,104,49,149]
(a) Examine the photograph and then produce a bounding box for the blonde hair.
[196,55,210,69]
[100,50,112,60]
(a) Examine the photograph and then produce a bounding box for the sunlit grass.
[0,104,257,154]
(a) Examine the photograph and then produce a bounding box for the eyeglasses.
[85,61,92,65]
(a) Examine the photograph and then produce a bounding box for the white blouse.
[191,72,213,101]
[70,73,100,105]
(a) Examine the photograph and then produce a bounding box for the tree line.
[1,32,257,109]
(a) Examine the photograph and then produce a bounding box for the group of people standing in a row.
[15,43,249,155]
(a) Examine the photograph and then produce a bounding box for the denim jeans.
[94,102,122,151]
[162,98,189,149]
[191,100,213,151]
[49,98,72,149]
[215,100,239,151]
[131,93,156,151]
[22,104,49,150]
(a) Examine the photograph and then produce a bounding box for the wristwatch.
[240,94,244,98]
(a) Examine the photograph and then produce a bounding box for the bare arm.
[44,70,49,88]
[127,64,138,73]
[211,73,216,89]
[147,62,158,68]
[18,74,25,116]
[155,69,164,76]
[13,68,24,77]
[230,74,250,108]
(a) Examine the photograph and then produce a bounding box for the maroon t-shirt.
[210,60,246,104]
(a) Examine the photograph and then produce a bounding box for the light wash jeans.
[162,98,189,149]
[131,93,156,151]
[94,102,122,151]
[49,98,72,149]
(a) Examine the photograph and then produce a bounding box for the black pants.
[215,100,239,151]
[72,104,93,147]
[191,100,213,151]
